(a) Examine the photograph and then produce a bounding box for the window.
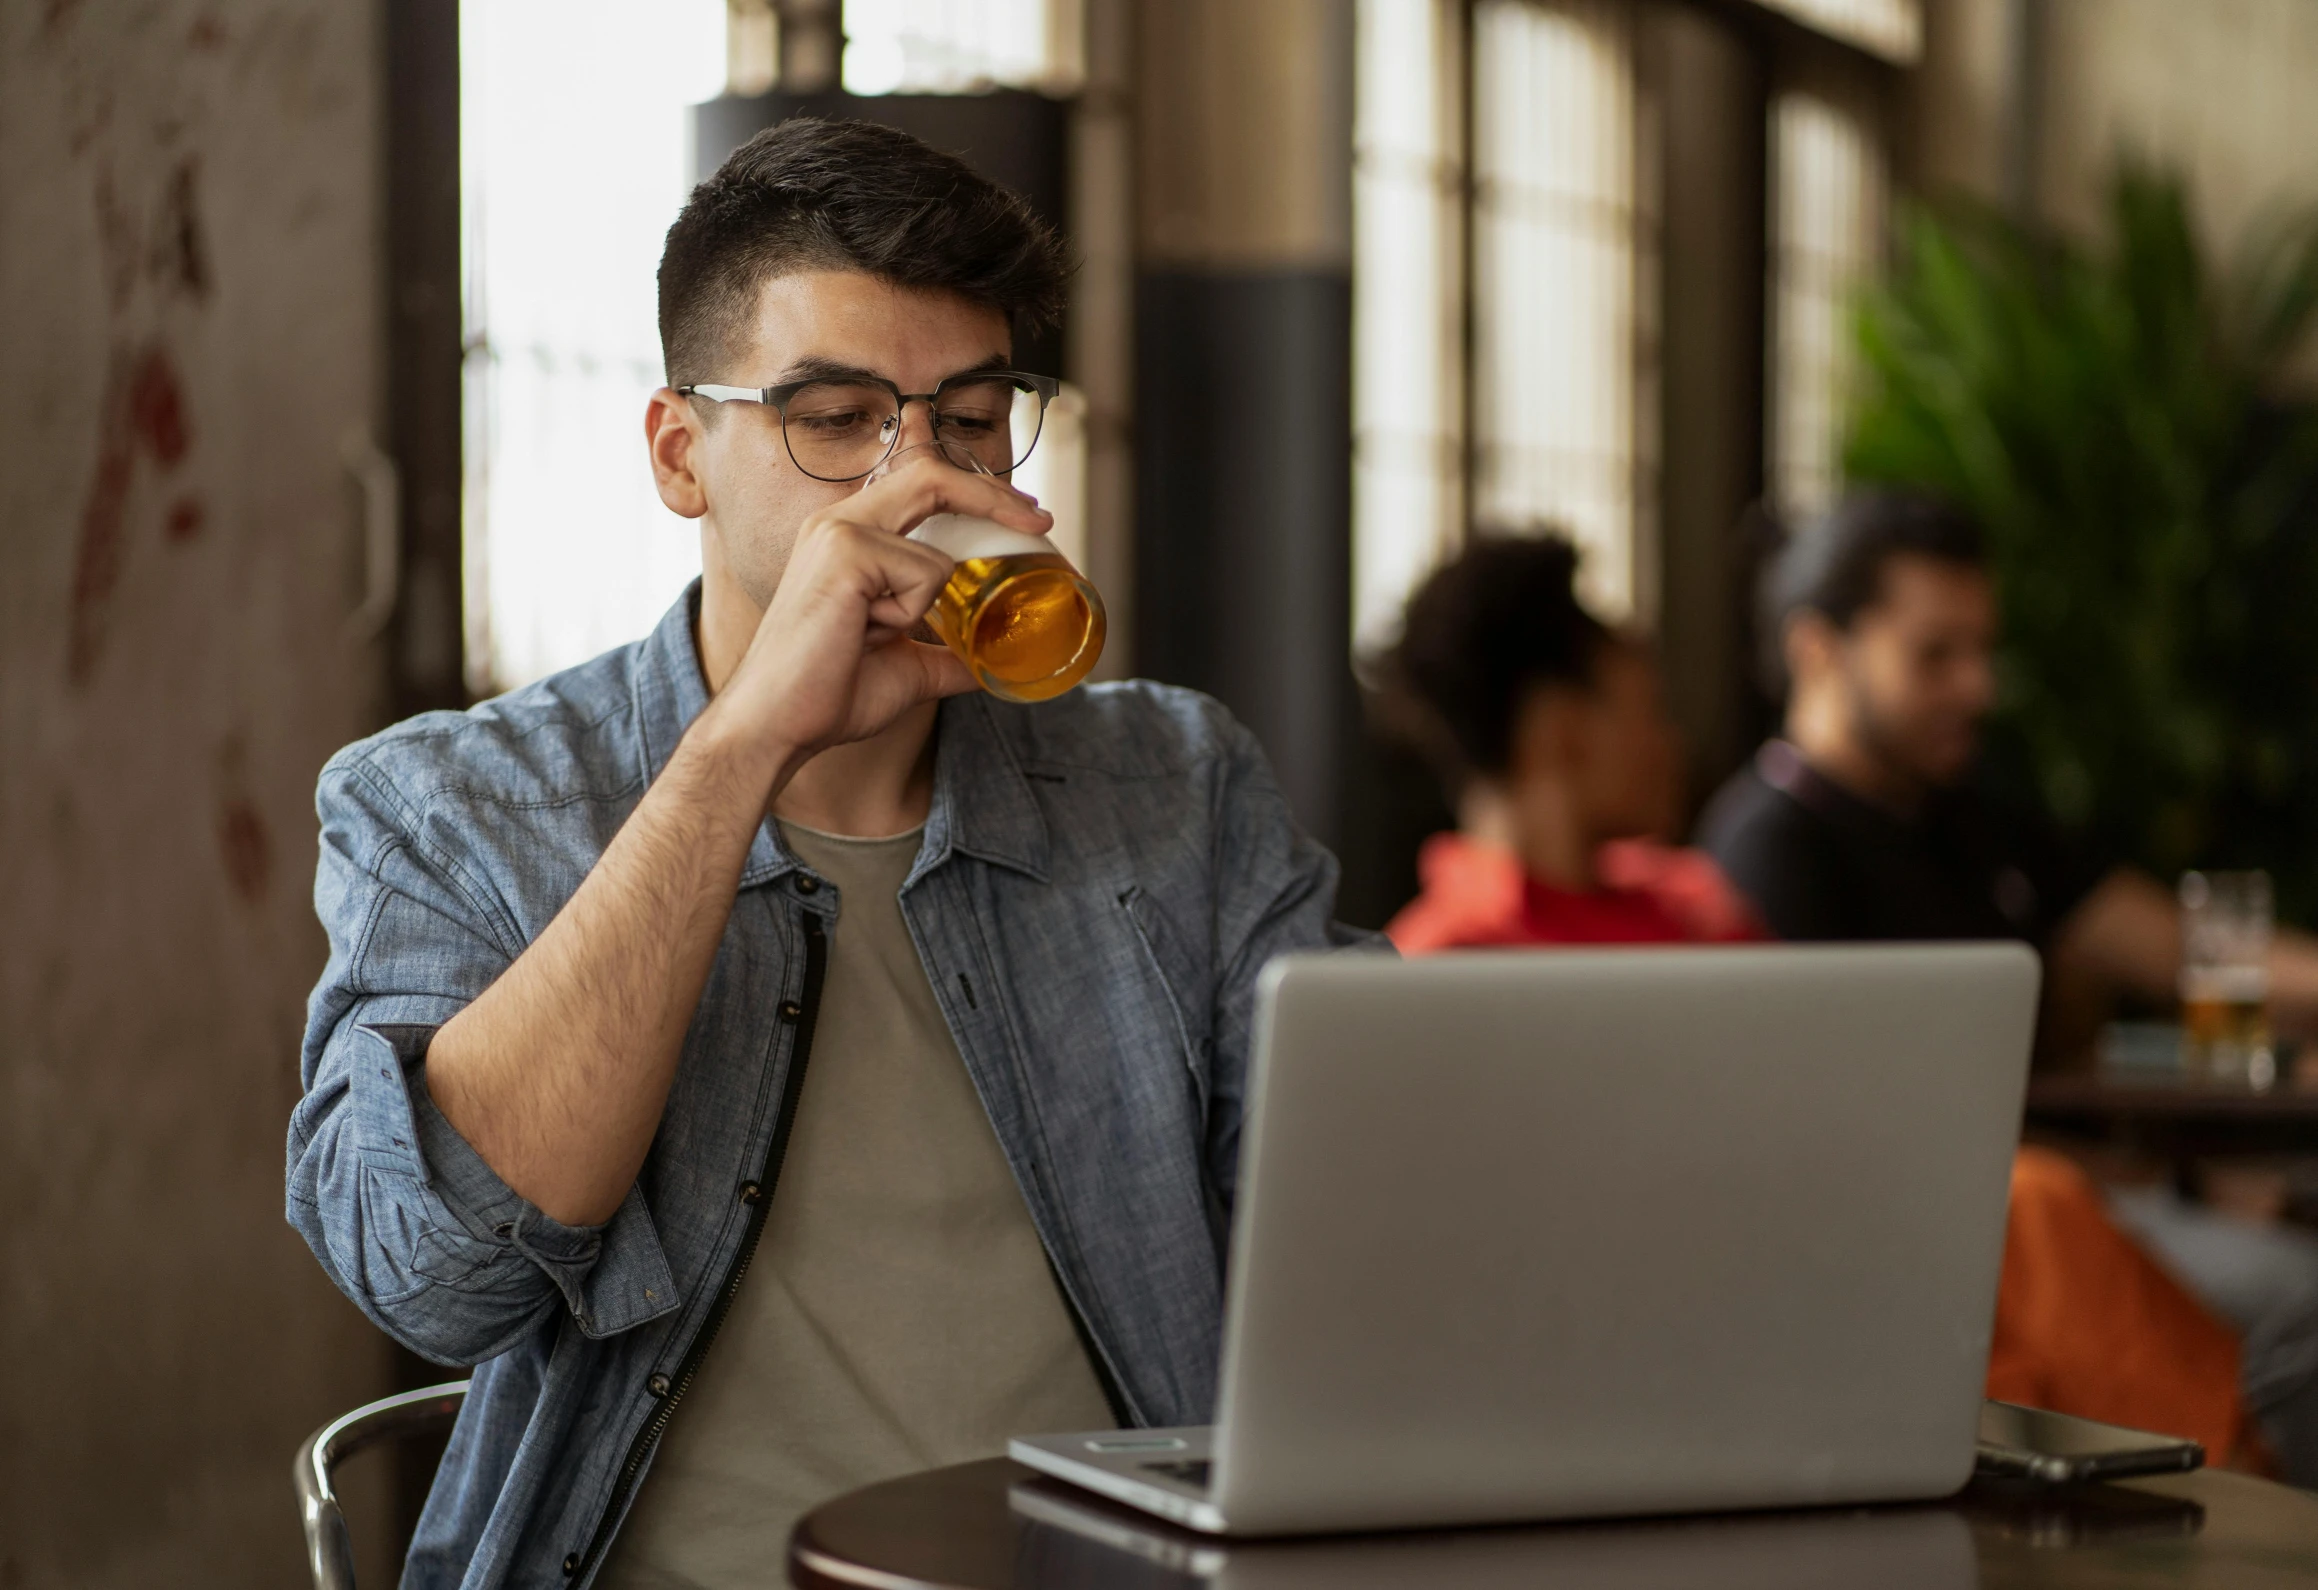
[1767,87,1889,520]
[1351,0,1658,657]
[1351,0,1464,655]
[1470,0,1656,623]
[460,1,725,694]
[842,0,1084,95]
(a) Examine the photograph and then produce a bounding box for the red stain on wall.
[164,497,205,542]
[68,343,194,683]
[68,358,136,684]
[128,346,189,463]
[217,798,272,903]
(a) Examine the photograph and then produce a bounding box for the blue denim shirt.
[287,585,1372,1589]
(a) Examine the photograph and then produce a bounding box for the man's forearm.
[2052,869,2180,1005]
[425,708,797,1225]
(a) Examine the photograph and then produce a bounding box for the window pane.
[460,0,725,694]
[1352,0,1464,655]
[1768,90,1888,521]
[1471,0,1653,622]
[842,0,1084,96]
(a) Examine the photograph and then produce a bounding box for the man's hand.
[707,452,1054,770]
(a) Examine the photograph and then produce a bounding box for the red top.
[1385,833,1764,952]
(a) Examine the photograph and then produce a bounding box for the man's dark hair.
[1757,490,1987,692]
[657,117,1072,388]
[1381,530,1612,783]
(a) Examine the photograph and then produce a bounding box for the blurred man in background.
[1699,490,2318,1029]
[1701,490,2318,1482]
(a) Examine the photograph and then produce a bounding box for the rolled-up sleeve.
[286,753,676,1367]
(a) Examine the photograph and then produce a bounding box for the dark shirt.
[1696,741,2106,949]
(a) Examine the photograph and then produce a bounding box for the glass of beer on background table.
[2180,869,2275,1088]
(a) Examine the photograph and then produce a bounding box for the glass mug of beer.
[2179,869,2275,1088]
[868,442,1106,703]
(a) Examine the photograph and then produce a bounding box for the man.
[287,118,1365,1589]
[1699,488,2318,1483]
[1700,491,2318,1013]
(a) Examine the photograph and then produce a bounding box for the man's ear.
[646,387,709,519]
[1784,611,1843,694]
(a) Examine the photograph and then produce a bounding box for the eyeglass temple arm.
[678,385,768,404]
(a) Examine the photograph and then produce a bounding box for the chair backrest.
[294,1381,469,1590]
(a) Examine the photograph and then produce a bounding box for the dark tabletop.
[2026,1072,2318,1157]
[788,1457,2318,1589]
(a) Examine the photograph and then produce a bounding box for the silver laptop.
[1011,942,2039,1536]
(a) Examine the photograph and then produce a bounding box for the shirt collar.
[629,582,1050,888]
[915,693,1050,883]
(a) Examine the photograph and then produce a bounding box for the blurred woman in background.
[1379,534,1756,953]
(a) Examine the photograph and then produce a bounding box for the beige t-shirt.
[599,822,1114,1589]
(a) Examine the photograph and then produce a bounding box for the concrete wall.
[2038,0,2318,249]
[1915,0,2318,252]
[1,1,398,1582]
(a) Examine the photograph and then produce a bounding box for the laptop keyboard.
[1141,1458,1213,1489]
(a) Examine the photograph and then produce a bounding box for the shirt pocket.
[1118,884,1215,1121]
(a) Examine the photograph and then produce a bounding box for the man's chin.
[1913,741,1979,790]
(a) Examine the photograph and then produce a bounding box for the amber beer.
[908,513,1106,703]
[2179,965,2274,1087]
[2178,869,2277,1088]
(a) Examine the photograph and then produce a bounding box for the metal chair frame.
[294,1380,470,1590]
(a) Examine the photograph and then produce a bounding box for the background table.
[788,1457,2318,1588]
[2025,1073,2318,1159]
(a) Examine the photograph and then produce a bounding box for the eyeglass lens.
[782,377,1045,481]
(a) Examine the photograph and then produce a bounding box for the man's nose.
[891,399,941,451]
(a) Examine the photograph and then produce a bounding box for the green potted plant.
[1845,163,2318,918]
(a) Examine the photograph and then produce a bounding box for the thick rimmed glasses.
[677,369,1059,482]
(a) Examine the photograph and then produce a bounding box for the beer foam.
[907,513,1059,563]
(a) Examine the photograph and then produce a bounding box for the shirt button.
[562,1553,580,1576]
[779,1000,803,1022]
[647,1372,672,1398]
[795,875,820,895]
[739,1180,761,1204]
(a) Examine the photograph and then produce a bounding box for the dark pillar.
[1652,6,1769,802]
[381,0,466,1546]
[1134,271,1353,844]
[1132,0,1356,850]
[385,0,466,717]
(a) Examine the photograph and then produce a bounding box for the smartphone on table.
[1975,1401,2205,1484]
